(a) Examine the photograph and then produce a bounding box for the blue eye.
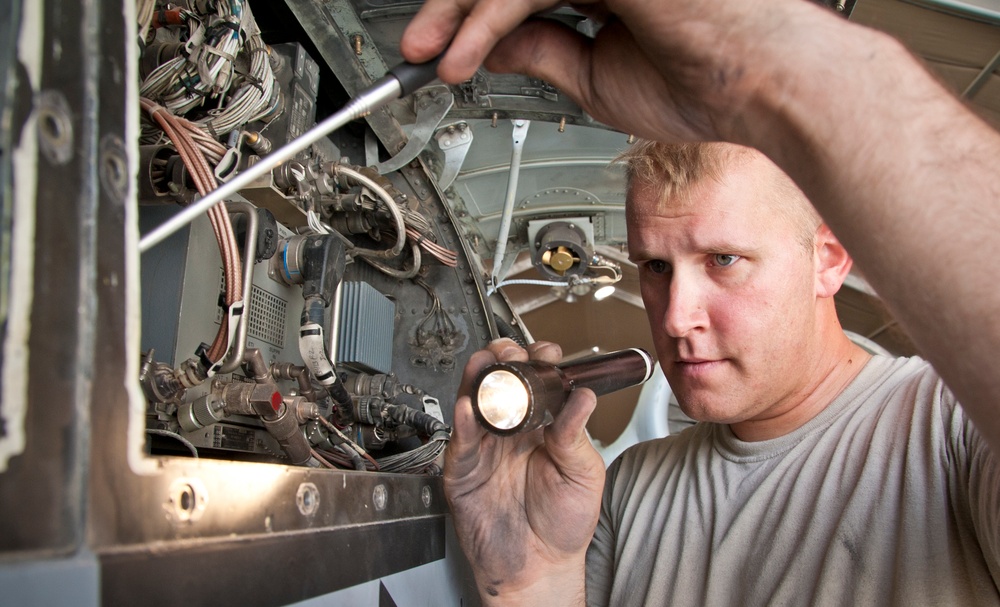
[713,254,740,267]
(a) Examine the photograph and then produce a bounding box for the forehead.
[627,155,772,219]
[625,156,801,250]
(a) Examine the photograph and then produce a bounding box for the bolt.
[373,485,388,511]
[558,116,566,133]
[627,134,636,144]
[352,35,363,56]
[491,113,498,128]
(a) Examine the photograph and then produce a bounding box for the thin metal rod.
[490,120,530,290]
[963,46,1000,100]
[139,77,402,252]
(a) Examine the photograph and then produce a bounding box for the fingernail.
[534,342,559,356]
[499,346,520,359]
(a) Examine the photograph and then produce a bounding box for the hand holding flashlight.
[444,339,609,600]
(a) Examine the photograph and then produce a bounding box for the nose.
[663,271,708,338]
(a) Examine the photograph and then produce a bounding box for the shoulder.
[864,355,956,417]
[847,355,979,472]
[843,354,952,422]
[857,354,938,395]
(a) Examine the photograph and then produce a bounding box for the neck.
[730,335,872,442]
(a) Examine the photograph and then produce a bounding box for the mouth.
[672,358,727,377]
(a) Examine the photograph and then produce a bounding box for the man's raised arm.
[403,0,1000,455]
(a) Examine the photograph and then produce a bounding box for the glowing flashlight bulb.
[477,370,530,430]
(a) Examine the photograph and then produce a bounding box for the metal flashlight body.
[472,348,654,435]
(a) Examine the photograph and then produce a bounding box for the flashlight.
[472,348,654,435]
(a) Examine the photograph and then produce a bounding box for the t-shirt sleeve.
[943,380,1000,583]
[960,409,1000,578]
[585,457,622,607]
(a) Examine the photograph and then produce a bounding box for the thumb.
[545,386,599,458]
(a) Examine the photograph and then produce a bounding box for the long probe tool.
[139,58,442,253]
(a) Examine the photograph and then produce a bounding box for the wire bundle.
[139,0,278,139]
[140,97,243,365]
[309,410,448,474]
[405,225,458,267]
[375,435,447,474]
[317,164,459,275]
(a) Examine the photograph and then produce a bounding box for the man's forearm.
[729,11,1000,451]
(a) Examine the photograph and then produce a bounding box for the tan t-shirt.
[587,356,1000,606]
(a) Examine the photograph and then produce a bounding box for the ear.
[813,224,853,298]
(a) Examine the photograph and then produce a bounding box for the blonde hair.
[617,140,821,250]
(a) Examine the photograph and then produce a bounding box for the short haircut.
[617,140,822,250]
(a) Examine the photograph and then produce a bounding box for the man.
[400,0,1000,603]
[591,141,999,604]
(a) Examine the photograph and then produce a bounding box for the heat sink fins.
[332,281,395,373]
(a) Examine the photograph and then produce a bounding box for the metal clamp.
[375,85,454,174]
[434,122,473,190]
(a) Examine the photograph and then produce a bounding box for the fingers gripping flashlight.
[472,348,654,435]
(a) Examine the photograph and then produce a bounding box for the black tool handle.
[388,55,443,97]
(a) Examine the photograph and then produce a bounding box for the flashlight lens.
[476,370,530,431]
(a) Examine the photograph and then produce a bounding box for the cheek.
[729,274,814,356]
[708,284,785,352]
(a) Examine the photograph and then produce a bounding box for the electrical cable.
[136,0,156,43]
[146,428,199,458]
[141,98,242,366]
[333,165,406,258]
[359,241,422,279]
[140,55,442,252]
[310,447,338,470]
[316,415,380,470]
[413,277,458,348]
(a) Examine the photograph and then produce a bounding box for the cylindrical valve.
[178,393,227,432]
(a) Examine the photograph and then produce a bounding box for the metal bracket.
[490,120,531,290]
[375,85,454,174]
[434,122,473,190]
[520,79,559,102]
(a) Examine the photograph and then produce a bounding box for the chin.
[676,397,741,425]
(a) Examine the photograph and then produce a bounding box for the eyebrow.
[628,242,762,263]
[700,243,761,256]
